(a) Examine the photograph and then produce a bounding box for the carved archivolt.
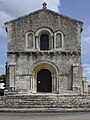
[31,60,59,75]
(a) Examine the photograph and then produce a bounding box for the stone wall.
[5,8,85,94]
[7,51,82,94]
[6,9,83,52]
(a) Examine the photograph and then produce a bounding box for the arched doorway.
[37,69,52,92]
[40,34,49,50]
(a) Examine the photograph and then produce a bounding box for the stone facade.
[5,6,88,95]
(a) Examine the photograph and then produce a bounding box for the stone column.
[30,75,35,93]
[30,75,36,93]
[49,36,53,50]
[29,76,33,92]
[54,75,59,94]
[35,36,39,50]
[57,76,59,93]
[5,62,9,90]
[72,64,81,94]
[52,74,54,93]
[52,74,58,94]
[83,79,88,95]
[9,63,16,90]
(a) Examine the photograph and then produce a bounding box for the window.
[27,33,33,49]
[40,34,49,50]
[26,32,34,50]
[35,28,53,51]
[56,33,62,48]
[54,31,64,49]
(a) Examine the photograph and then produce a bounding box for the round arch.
[35,27,53,37]
[31,61,59,75]
[35,27,54,50]
[30,61,59,93]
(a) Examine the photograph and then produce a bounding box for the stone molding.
[7,51,81,58]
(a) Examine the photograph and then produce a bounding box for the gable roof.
[5,8,83,25]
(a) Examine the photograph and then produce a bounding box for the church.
[5,3,88,95]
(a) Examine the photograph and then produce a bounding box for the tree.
[0,74,6,83]
[0,74,6,79]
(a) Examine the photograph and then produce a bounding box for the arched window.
[27,33,33,49]
[56,33,62,48]
[35,28,53,51]
[40,34,49,50]
[54,31,64,49]
[26,32,34,50]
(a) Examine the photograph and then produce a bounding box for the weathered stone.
[5,6,88,95]
[0,95,89,109]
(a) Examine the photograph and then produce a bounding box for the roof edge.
[4,8,83,25]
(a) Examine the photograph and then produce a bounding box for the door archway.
[37,69,52,92]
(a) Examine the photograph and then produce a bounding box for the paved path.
[0,112,90,120]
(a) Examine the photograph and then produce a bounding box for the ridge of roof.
[5,8,83,25]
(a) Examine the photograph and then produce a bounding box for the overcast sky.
[0,0,90,84]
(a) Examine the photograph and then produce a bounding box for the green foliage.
[0,74,6,79]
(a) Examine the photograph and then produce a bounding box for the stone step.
[0,103,87,108]
[0,103,86,109]
[1,100,86,106]
[3,96,87,101]
[0,95,89,109]
[5,100,85,104]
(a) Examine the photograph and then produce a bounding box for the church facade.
[5,5,88,95]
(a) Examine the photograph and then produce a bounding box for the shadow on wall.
[88,85,90,95]
[0,89,4,96]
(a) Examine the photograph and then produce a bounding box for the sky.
[0,0,90,84]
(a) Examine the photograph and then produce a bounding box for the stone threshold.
[5,93,86,96]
